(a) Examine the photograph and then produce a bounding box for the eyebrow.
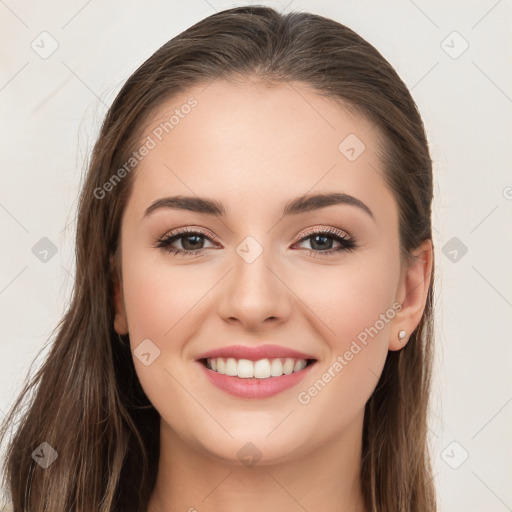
[143,192,374,220]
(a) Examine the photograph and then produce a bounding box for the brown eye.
[155,228,217,256]
[294,228,357,257]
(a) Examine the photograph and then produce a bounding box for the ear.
[110,254,129,335]
[389,239,433,351]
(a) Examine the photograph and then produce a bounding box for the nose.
[216,243,293,331]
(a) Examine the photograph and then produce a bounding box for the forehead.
[126,79,396,226]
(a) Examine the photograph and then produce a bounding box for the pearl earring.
[398,330,406,341]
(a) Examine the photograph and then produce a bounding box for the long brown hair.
[0,6,436,511]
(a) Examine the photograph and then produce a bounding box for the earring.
[398,330,406,341]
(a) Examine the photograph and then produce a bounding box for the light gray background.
[1,1,511,510]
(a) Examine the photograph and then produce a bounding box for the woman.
[0,5,436,511]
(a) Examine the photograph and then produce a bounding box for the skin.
[112,78,432,512]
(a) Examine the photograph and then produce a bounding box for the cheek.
[120,256,210,425]
[291,254,398,410]
[121,246,210,343]
[300,257,398,346]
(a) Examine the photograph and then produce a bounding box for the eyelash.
[154,226,357,258]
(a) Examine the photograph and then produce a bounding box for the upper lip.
[196,344,317,362]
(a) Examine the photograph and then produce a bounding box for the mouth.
[198,357,317,379]
[196,356,318,399]
[194,344,318,398]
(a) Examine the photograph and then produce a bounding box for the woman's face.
[113,79,430,464]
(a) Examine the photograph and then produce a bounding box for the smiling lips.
[195,344,318,399]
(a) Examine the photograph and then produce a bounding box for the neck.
[148,409,367,512]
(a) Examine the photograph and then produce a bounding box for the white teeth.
[282,358,295,375]
[255,359,271,378]
[205,357,311,379]
[238,359,254,378]
[225,357,238,376]
[293,359,307,372]
[270,358,283,376]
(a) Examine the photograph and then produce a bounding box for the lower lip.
[196,360,316,399]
